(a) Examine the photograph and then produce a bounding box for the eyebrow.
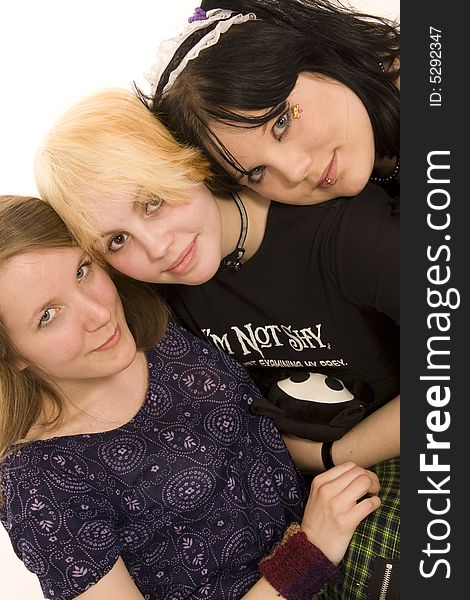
[99,186,147,237]
[101,229,120,238]
[100,202,140,238]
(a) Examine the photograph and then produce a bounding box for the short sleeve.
[1,456,121,600]
[331,186,400,324]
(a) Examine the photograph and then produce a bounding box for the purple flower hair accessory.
[188,7,207,23]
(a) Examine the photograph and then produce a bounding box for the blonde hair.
[35,87,211,250]
[0,195,168,467]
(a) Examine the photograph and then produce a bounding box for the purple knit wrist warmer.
[259,524,343,599]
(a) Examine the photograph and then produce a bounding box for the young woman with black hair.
[145,0,400,204]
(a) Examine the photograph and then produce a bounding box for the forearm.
[242,463,381,598]
[241,577,285,599]
[284,395,400,473]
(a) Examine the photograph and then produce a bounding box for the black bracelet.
[321,441,335,470]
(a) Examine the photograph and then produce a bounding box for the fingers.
[350,493,382,522]
[311,462,380,503]
[299,463,382,565]
[314,463,382,536]
[312,461,359,483]
[342,468,381,499]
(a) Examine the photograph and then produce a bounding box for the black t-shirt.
[163,184,399,414]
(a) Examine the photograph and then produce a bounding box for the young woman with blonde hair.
[35,86,400,598]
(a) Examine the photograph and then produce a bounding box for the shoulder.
[325,186,400,319]
[2,442,103,511]
[1,444,121,600]
[1,438,118,525]
[341,182,398,208]
[329,184,399,231]
[328,185,399,253]
[275,185,399,252]
[149,319,198,356]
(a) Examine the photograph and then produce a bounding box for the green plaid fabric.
[319,457,400,599]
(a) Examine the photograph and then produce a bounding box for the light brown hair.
[0,195,168,466]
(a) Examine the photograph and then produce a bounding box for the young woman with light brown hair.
[0,194,380,600]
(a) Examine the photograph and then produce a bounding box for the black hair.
[139,0,399,193]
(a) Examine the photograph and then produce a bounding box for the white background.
[0,1,399,598]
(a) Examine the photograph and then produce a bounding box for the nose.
[140,226,174,261]
[273,148,312,184]
[81,294,112,332]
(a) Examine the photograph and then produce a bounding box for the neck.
[30,351,148,440]
[215,189,270,264]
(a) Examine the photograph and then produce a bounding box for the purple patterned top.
[1,323,307,600]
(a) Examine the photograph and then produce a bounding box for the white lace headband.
[145,8,257,97]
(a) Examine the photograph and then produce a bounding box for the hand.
[300,462,381,565]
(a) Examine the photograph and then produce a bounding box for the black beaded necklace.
[219,192,248,272]
[370,62,400,184]
[369,155,400,184]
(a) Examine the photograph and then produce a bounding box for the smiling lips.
[317,153,338,189]
[95,325,121,352]
[166,239,197,275]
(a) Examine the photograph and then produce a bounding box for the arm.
[240,462,381,598]
[72,468,379,600]
[75,558,144,600]
[71,465,378,600]
[284,395,400,473]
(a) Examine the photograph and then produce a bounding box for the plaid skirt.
[319,457,400,599]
